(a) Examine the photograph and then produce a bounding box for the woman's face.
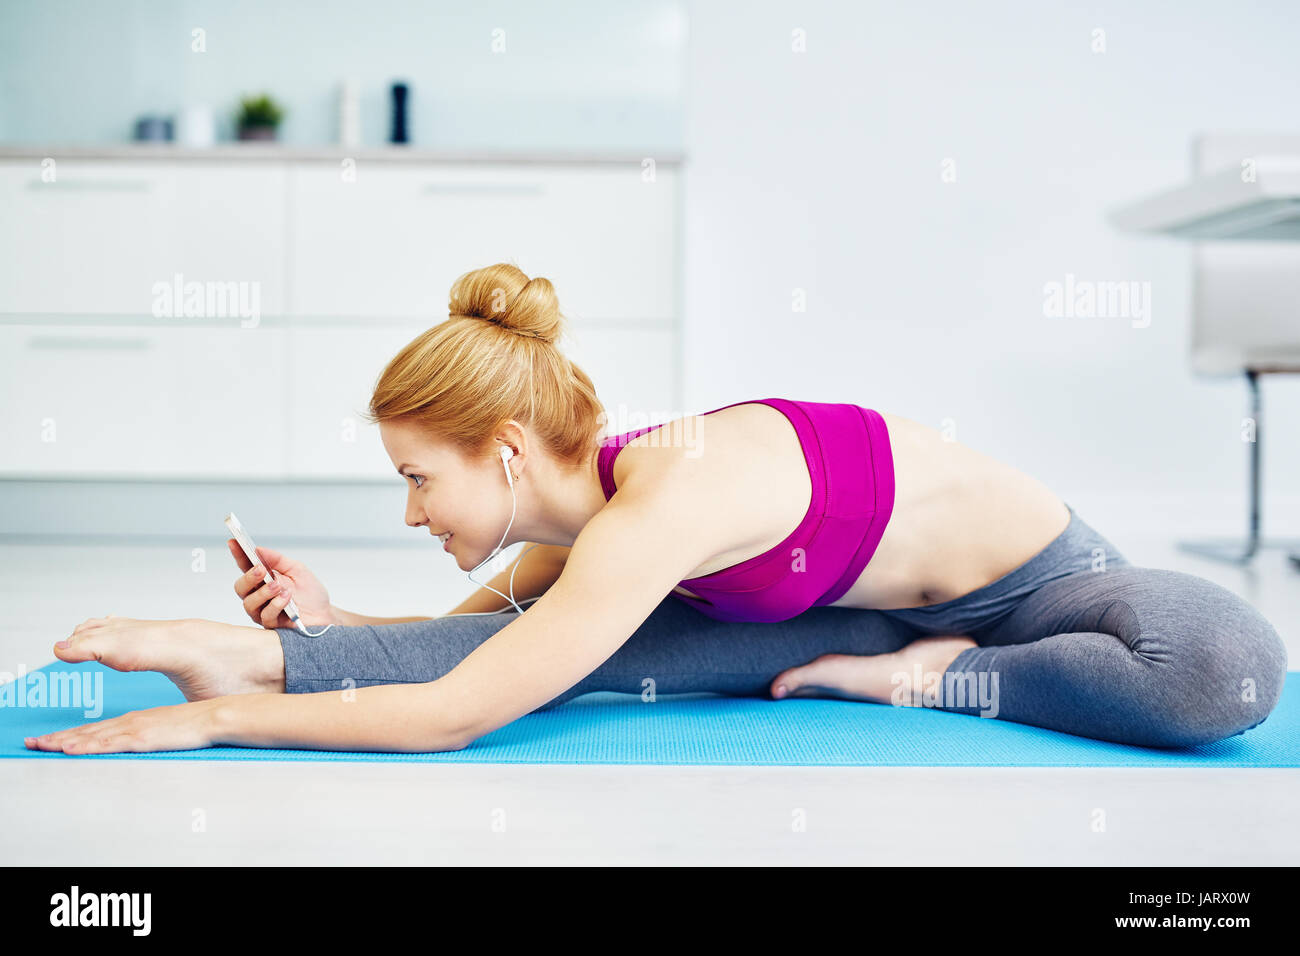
[380,419,517,571]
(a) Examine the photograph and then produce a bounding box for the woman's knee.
[1134,572,1289,746]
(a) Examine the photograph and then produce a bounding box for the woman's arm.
[211,682,469,752]
[25,680,469,755]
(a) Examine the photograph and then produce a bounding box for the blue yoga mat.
[3,661,1297,766]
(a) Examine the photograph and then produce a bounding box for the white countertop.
[0,143,685,166]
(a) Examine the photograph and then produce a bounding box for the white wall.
[0,0,686,151]
[681,0,1300,536]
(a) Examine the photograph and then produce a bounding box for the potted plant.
[236,94,285,141]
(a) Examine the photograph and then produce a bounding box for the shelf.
[1109,155,1300,240]
[0,144,685,167]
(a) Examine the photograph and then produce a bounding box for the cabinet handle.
[25,180,155,192]
[27,335,154,350]
[419,182,545,197]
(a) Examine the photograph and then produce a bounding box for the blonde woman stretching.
[31,264,1287,756]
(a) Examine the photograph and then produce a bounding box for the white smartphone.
[224,511,305,628]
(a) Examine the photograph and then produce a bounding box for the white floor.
[2,528,1297,865]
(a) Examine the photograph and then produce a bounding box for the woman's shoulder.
[599,401,815,568]
[602,401,806,498]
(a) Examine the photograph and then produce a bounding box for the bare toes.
[55,635,103,664]
[772,653,851,699]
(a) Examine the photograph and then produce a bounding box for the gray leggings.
[276,504,1288,749]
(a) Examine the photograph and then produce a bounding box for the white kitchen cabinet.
[0,324,288,477]
[0,148,682,481]
[0,159,287,316]
[288,163,677,323]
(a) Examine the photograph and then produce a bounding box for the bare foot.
[53,616,286,701]
[770,635,979,705]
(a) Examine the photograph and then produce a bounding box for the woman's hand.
[23,699,222,755]
[229,540,333,629]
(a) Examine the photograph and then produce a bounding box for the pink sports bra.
[596,397,895,623]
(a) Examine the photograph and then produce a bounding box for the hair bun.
[448,263,565,344]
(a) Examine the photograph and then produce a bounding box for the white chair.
[1111,133,1300,568]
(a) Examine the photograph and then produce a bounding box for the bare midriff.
[826,411,1071,610]
[615,404,1071,612]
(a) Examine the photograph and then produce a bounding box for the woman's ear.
[493,422,527,468]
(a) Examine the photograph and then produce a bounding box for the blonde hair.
[363,262,606,469]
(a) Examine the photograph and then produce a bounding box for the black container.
[390,82,409,144]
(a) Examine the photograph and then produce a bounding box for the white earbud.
[500,445,514,485]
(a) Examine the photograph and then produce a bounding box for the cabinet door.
[289,163,678,322]
[165,165,288,317]
[0,160,286,316]
[284,323,428,479]
[0,324,288,477]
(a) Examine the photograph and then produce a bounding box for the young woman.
[30,263,1288,756]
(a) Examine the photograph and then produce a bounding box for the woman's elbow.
[396,725,470,753]
[415,710,475,752]
[368,683,474,753]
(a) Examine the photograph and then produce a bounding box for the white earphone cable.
[461,447,533,615]
[445,545,540,616]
